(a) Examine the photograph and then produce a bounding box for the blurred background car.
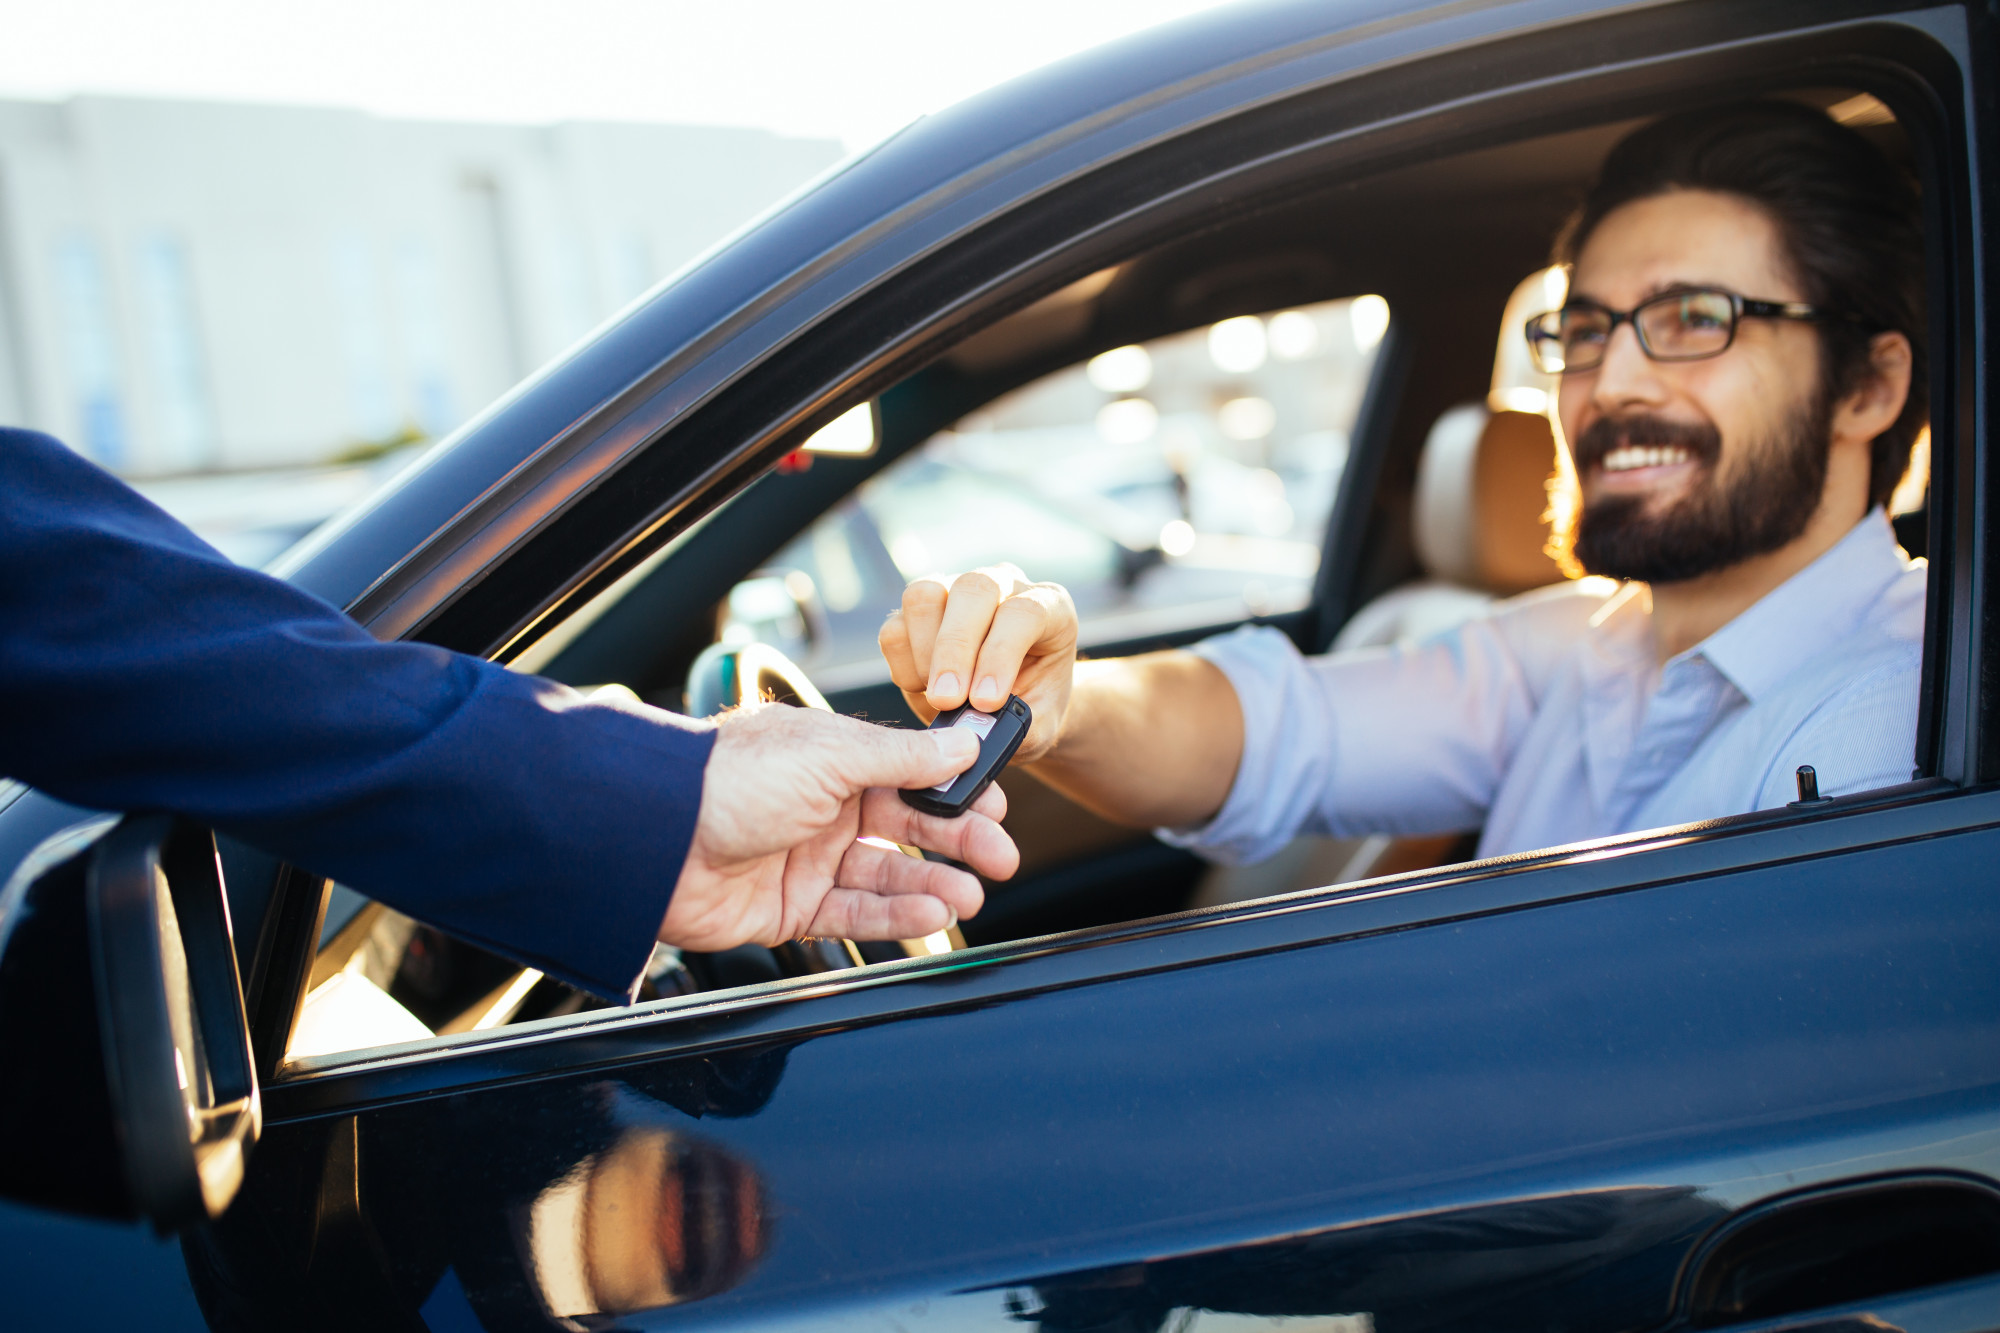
[726,296,1382,688]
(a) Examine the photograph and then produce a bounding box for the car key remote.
[899,695,1032,818]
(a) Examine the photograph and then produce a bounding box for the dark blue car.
[4,1,2000,1328]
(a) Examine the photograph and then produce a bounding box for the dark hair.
[1554,100,1927,508]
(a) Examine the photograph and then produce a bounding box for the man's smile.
[1602,444,1694,471]
[1587,443,1703,498]
[1571,410,1722,509]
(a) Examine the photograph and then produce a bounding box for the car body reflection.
[187,1046,793,1328]
[522,1125,767,1320]
[998,1185,1723,1333]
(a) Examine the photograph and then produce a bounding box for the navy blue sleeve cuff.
[233,672,722,1003]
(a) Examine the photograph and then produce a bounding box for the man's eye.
[1676,298,1731,331]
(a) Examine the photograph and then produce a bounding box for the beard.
[1569,392,1832,584]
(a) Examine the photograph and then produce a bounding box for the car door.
[5,2,1996,1330]
[199,792,2000,1332]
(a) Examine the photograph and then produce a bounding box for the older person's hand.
[660,702,1017,951]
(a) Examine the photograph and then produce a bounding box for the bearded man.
[874,99,1930,860]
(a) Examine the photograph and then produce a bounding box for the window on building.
[392,236,457,437]
[611,232,653,307]
[51,231,127,468]
[553,234,598,347]
[135,231,218,470]
[331,235,398,441]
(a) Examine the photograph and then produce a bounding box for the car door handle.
[1676,1174,2000,1333]
[1706,1270,2000,1333]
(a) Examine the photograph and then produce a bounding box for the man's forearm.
[1025,650,1244,829]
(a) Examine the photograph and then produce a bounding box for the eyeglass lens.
[1532,290,1738,372]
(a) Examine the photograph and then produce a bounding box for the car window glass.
[283,886,929,1064]
[286,887,651,1061]
[722,295,1388,687]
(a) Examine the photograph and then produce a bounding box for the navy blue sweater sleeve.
[0,428,716,1000]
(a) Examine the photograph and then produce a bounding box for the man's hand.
[878,563,1079,762]
[877,563,1241,830]
[660,703,1018,951]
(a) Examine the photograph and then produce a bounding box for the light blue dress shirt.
[1163,509,1925,863]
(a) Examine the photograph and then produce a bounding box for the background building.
[0,95,841,478]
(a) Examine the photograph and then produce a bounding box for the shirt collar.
[1693,508,1911,704]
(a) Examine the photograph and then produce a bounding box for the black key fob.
[899,695,1031,818]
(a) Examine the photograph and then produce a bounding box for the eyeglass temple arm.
[1739,297,1825,320]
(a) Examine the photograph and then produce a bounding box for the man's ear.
[1832,331,1913,447]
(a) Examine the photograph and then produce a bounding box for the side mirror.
[718,568,826,663]
[799,401,879,458]
[0,815,260,1233]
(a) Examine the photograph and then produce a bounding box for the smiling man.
[875,100,1930,861]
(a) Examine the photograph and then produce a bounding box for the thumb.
[830,718,980,792]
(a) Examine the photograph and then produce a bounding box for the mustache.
[1571,414,1721,472]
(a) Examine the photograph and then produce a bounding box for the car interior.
[275,85,1934,1067]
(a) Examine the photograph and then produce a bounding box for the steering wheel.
[682,641,959,979]
[684,640,833,717]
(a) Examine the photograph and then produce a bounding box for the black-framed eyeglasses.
[1524,287,1840,374]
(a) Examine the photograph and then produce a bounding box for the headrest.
[1412,404,1563,595]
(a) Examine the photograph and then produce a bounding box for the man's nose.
[1588,320,1669,410]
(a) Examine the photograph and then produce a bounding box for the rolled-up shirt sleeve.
[1158,600,1580,864]
[1155,626,1339,865]
[0,427,713,1000]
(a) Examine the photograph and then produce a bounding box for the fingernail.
[943,906,958,932]
[931,728,978,760]
[975,676,999,703]
[931,672,960,698]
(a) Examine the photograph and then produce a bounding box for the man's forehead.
[1568,189,1799,305]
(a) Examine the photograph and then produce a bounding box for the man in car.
[877,100,1928,863]
[1,424,1015,1002]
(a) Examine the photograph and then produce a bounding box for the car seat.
[1334,402,1565,649]
[1339,263,1571,648]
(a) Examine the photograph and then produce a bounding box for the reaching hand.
[659,703,1017,951]
[878,563,1078,763]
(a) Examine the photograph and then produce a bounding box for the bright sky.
[0,0,1235,153]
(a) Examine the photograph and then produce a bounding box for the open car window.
[278,298,1390,1065]
[723,296,1388,689]
[277,297,1392,1066]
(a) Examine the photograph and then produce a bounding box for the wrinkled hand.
[879,563,1078,762]
[660,703,1017,951]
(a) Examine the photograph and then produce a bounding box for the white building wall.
[0,96,840,476]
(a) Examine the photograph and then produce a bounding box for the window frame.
[250,7,1992,1115]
